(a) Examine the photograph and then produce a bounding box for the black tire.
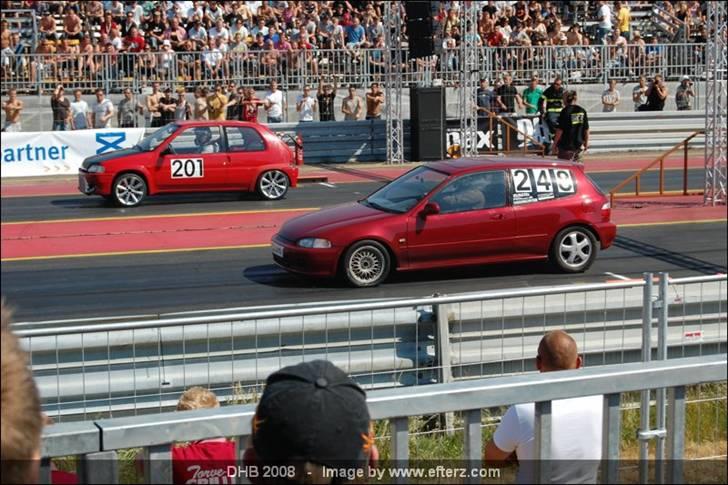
[342,240,391,287]
[257,170,290,200]
[112,173,147,207]
[550,226,598,273]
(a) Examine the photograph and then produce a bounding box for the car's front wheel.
[112,173,147,207]
[257,170,289,200]
[342,240,391,287]
[550,226,598,273]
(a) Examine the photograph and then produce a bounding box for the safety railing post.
[639,272,653,483]
[145,444,172,484]
[683,140,689,195]
[666,385,686,484]
[434,296,454,432]
[534,400,552,483]
[79,450,119,484]
[391,417,409,484]
[601,393,621,484]
[655,272,670,484]
[463,409,483,484]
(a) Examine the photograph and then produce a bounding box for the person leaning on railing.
[242,360,379,485]
[484,330,602,483]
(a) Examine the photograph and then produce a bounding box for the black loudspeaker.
[410,87,445,161]
[405,1,434,58]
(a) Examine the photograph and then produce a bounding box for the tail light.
[601,201,611,220]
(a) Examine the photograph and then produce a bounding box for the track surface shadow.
[614,236,727,275]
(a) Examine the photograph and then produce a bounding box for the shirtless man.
[39,10,58,40]
[365,82,384,120]
[63,6,83,42]
[146,81,164,127]
[2,88,23,132]
[31,38,56,83]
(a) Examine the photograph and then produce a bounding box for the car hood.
[81,147,141,169]
[279,202,393,240]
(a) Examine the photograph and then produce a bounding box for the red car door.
[224,126,268,190]
[405,171,516,269]
[510,167,579,256]
[154,126,230,191]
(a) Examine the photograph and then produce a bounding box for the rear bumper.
[596,222,618,249]
[271,235,338,277]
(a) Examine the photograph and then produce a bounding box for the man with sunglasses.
[538,76,565,151]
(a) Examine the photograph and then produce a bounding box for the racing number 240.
[171,158,204,178]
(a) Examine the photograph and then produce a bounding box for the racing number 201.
[171,158,204,178]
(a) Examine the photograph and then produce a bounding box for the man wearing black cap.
[243,360,378,484]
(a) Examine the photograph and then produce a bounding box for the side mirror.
[421,202,440,217]
[160,146,174,157]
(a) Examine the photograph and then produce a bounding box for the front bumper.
[78,170,113,196]
[271,235,339,277]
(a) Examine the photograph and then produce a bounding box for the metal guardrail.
[16,273,727,420]
[39,355,727,484]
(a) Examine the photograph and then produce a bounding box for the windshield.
[363,166,448,213]
[136,124,178,151]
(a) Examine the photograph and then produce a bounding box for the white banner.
[1,128,146,178]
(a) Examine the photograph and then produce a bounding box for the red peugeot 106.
[272,158,617,287]
[78,121,299,207]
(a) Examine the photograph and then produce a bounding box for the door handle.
[490,213,505,220]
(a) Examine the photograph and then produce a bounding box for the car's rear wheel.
[112,173,147,207]
[550,226,597,273]
[342,240,390,287]
[257,170,289,200]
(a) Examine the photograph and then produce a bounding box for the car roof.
[174,120,263,128]
[426,157,582,175]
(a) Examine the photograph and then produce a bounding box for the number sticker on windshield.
[511,168,575,204]
[171,158,204,178]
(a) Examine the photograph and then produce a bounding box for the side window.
[169,126,222,154]
[432,171,507,214]
[226,127,266,152]
[511,168,577,205]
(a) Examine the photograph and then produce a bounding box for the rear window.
[510,168,577,205]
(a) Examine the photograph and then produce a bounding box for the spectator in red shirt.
[243,360,378,483]
[124,26,146,53]
[171,387,236,485]
[99,11,118,37]
[486,29,504,47]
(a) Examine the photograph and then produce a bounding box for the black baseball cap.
[252,360,372,470]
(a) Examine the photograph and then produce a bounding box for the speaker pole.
[385,1,405,164]
[458,1,480,157]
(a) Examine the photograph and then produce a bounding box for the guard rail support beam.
[666,385,686,484]
[601,393,622,484]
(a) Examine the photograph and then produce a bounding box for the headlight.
[297,238,332,249]
[87,164,105,173]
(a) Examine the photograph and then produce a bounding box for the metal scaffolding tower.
[458,1,480,157]
[384,1,404,164]
[704,1,727,205]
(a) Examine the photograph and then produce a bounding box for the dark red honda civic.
[272,158,617,287]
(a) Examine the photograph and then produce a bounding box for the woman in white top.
[70,89,90,129]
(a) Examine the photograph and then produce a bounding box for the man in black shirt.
[551,90,589,163]
[50,85,70,131]
[495,74,522,114]
[317,76,337,122]
[539,76,565,147]
[477,78,496,117]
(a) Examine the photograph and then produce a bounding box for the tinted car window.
[169,126,223,154]
[432,171,506,213]
[364,166,448,213]
[226,127,266,152]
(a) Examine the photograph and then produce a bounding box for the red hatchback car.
[78,121,299,206]
[272,158,617,287]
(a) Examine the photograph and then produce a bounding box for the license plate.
[271,241,284,258]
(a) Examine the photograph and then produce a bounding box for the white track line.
[318,182,336,188]
[604,272,631,281]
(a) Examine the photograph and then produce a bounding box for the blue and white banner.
[1,128,146,178]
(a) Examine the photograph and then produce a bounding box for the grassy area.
[52,383,726,483]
